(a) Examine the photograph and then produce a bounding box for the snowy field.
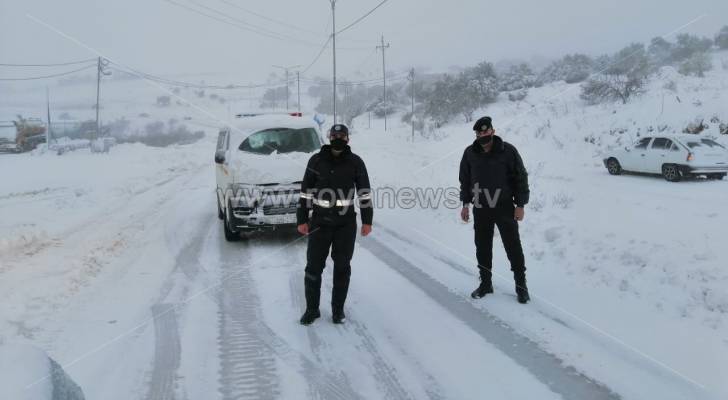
[1,52,727,399]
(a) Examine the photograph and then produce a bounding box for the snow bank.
[0,344,85,400]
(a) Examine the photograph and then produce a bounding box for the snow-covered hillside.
[1,51,727,399]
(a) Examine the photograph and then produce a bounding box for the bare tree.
[580,43,650,104]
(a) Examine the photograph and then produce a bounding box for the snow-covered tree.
[422,74,460,127]
[499,63,537,91]
[670,34,713,62]
[538,54,594,84]
[715,26,728,50]
[453,72,482,122]
[580,44,649,104]
[679,52,713,77]
[648,37,673,67]
[338,83,375,127]
[259,87,288,109]
[580,74,645,105]
[462,61,499,104]
[604,43,650,78]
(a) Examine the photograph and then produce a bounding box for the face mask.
[330,138,348,151]
[477,135,493,146]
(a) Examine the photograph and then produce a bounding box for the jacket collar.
[471,135,504,154]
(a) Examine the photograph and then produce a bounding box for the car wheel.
[216,193,224,220]
[606,158,622,175]
[662,164,681,182]
[223,205,239,242]
[707,173,726,180]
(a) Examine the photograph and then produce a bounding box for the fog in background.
[1,0,727,83]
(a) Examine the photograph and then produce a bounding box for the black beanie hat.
[473,116,493,132]
[330,124,349,135]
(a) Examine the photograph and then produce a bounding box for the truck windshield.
[0,124,16,140]
[239,127,320,155]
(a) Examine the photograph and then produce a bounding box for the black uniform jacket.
[297,144,373,226]
[459,135,530,208]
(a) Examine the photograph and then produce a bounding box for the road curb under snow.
[360,236,621,400]
[0,344,85,400]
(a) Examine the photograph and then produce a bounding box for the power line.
[108,63,285,90]
[0,64,96,81]
[163,0,322,48]
[345,47,378,77]
[216,0,325,37]
[0,58,97,67]
[302,35,332,74]
[218,0,373,45]
[299,72,408,86]
[336,0,389,35]
[183,0,322,47]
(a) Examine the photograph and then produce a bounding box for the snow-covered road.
[3,88,728,398]
[1,157,713,399]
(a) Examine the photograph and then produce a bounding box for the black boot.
[300,309,321,325]
[332,310,346,324]
[470,280,494,299]
[514,271,530,304]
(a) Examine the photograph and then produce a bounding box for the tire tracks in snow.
[360,234,621,400]
[291,258,438,400]
[378,224,575,329]
[217,256,281,400]
[216,236,364,400]
[145,303,182,400]
[145,181,217,400]
[288,270,326,360]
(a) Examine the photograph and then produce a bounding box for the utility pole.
[95,57,101,140]
[408,68,415,140]
[94,57,110,140]
[249,83,254,109]
[297,71,301,112]
[46,87,52,146]
[272,64,300,111]
[330,0,338,123]
[343,82,349,125]
[376,35,390,131]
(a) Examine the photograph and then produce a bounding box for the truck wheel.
[662,164,681,182]
[223,205,239,242]
[606,158,622,175]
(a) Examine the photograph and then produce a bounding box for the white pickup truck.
[214,113,324,240]
[603,135,728,182]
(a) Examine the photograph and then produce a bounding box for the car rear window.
[699,139,725,149]
[651,138,669,149]
[239,128,320,155]
[685,141,700,148]
[634,138,651,149]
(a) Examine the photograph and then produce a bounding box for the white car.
[603,135,728,182]
[214,113,324,240]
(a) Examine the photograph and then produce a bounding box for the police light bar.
[235,112,303,118]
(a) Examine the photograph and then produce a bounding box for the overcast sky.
[1,0,727,84]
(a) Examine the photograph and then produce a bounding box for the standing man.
[459,116,531,303]
[297,124,373,325]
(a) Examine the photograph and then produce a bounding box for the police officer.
[459,116,531,303]
[297,124,373,325]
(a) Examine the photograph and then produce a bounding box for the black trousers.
[304,218,357,313]
[473,204,526,282]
